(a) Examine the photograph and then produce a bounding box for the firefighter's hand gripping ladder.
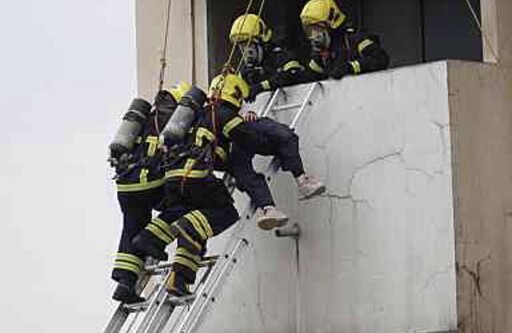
[102,82,321,333]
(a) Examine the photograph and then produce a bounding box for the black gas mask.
[240,41,264,68]
[306,24,331,54]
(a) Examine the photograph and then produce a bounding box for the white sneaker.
[255,206,289,231]
[296,174,326,200]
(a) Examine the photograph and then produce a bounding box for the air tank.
[109,98,152,158]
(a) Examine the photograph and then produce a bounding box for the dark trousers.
[112,186,164,283]
[138,180,239,283]
[228,118,305,208]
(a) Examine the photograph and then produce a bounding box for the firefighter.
[300,0,389,81]
[229,110,326,230]
[132,73,272,297]
[229,14,306,102]
[108,82,191,304]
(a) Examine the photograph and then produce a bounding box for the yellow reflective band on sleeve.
[222,117,244,138]
[173,256,199,272]
[176,247,201,263]
[139,168,149,184]
[152,217,173,236]
[261,80,271,91]
[350,60,361,74]
[115,253,144,267]
[357,38,374,54]
[282,60,303,72]
[174,225,202,251]
[146,224,173,244]
[309,59,324,73]
[185,213,208,240]
[195,127,216,146]
[114,262,141,274]
[116,178,165,192]
[215,146,227,161]
[146,136,159,157]
[190,210,213,238]
[165,169,210,179]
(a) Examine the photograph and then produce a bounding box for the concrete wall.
[448,60,512,333]
[197,62,458,333]
[448,0,512,332]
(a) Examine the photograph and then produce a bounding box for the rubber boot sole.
[299,184,326,200]
[257,215,290,231]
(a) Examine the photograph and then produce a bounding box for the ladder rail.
[173,238,249,333]
[172,82,321,332]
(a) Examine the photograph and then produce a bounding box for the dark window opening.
[207,0,482,79]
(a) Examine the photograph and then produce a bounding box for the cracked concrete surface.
[195,62,459,333]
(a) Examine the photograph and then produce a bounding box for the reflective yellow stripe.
[115,253,144,267]
[165,168,210,179]
[190,210,213,238]
[195,127,215,146]
[176,247,201,263]
[174,225,202,251]
[223,117,243,138]
[282,60,302,72]
[152,218,172,236]
[173,256,199,272]
[139,168,149,184]
[116,178,165,192]
[357,38,374,54]
[147,224,173,244]
[215,146,227,161]
[350,61,361,74]
[114,262,141,274]
[185,213,207,240]
[309,59,324,73]
[261,80,271,91]
[146,136,159,157]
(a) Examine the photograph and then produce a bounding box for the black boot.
[112,281,145,304]
[166,271,192,297]
[132,231,168,261]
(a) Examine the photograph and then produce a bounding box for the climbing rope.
[182,0,268,185]
[461,0,499,62]
[235,0,268,73]
[153,0,173,135]
[159,0,173,91]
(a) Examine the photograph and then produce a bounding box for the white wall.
[199,62,458,333]
[0,1,136,332]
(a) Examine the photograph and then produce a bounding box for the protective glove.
[243,110,259,122]
[245,83,264,103]
[329,61,353,80]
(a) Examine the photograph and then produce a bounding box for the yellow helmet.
[208,73,249,108]
[229,14,272,44]
[300,0,346,29]
[169,81,192,102]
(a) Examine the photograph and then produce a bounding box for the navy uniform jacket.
[306,27,389,80]
[240,42,306,92]
[163,101,271,184]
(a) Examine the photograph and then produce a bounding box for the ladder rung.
[123,302,149,313]
[145,255,220,273]
[272,102,302,112]
[168,293,196,306]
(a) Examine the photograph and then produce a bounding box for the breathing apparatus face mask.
[240,41,264,67]
[305,25,331,53]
